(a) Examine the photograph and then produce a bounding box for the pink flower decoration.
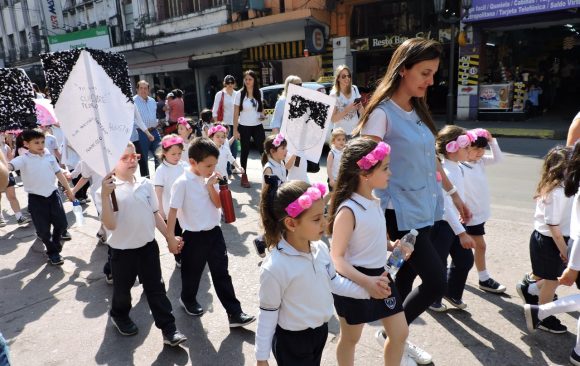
[177,117,191,129]
[208,125,227,137]
[466,131,477,143]
[284,182,327,218]
[298,195,312,208]
[473,128,489,139]
[162,136,184,149]
[446,141,459,153]
[356,141,391,170]
[273,133,285,147]
[457,135,470,148]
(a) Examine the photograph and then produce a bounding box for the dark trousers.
[431,220,475,301]
[110,240,176,334]
[238,124,265,170]
[273,323,328,366]
[28,190,68,257]
[181,227,242,315]
[385,209,446,324]
[71,174,89,200]
[227,126,237,176]
[137,129,161,178]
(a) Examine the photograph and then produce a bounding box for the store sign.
[48,26,111,52]
[458,55,479,95]
[351,31,433,51]
[40,0,65,35]
[512,82,526,112]
[305,26,326,55]
[465,0,580,22]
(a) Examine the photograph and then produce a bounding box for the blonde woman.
[330,65,364,137]
[271,75,302,135]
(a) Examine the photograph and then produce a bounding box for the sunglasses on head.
[340,74,352,79]
[225,81,235,85]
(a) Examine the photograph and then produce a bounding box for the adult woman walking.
[212,75,238,175]
[233,70,265,188]
[330,65,364,137]
[354,38,470,365]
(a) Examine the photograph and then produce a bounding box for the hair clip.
[285,182,327,218]
[273,133,285,147]
[356,141,391,170]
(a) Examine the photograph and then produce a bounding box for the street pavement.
[1,137,579,366]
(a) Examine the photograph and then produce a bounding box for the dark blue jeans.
[137,129,161,178]
[28,190,68,257]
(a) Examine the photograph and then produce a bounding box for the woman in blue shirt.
[270,75,302,134]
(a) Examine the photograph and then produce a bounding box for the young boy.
[167,137,255,327]
[8,129,74,265]
[97,143,186,346]
[326,127,347,192]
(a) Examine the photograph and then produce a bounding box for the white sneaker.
[375,330,418,366]
[401,353,418,366]
[405,341,432,365]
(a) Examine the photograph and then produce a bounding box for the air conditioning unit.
[231,0,264,12]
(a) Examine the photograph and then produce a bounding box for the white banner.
[280,84,336,162]
[40,0,65,35]
[54,50,134,177]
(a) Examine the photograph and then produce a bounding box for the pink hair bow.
[472,128,489,139]
[162,136,184,149]
[466,131,478,143]
[208,125,227,136]
[445,134,470,153]
[273,133,285,147]
[285,182,327,218]
[356,141,391,170]
[177,117,191,129]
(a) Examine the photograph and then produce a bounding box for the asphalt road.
[0,137,577,366]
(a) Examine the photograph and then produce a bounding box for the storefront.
[461,0,580,121]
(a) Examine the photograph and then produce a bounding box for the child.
[518,146,573,333]
[96,142,187,346]
[176,117,194,163]
[167,137,255,326]
[208,124,244,179]
[8,129,74,265]
[38,122,61,162]
[0,133,30,226]
[430,126,476,312]
[328,138,409,366]
[253,133,297,258]
[255,180,389,365]
[326,127,347,191]
[200,109,213,138]
[154,134,186,268]
[462,128,506,294]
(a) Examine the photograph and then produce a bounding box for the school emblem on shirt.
[384,297,397,310]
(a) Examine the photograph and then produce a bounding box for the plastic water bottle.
[386,229,418,277]
[72,200,84,226]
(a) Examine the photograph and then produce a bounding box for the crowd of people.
[2,37,580,366]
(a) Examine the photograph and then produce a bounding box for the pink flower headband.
[162,136,184,149]
[273,133,285,147]
[445,134,471,153]
[471,128,489,139]
[357,141,391,170]
[177,117,191,130]
[208,125,227,137]
[285,182,327,218]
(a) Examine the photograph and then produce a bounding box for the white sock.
[15,211,22,220]
[478,270,490,281]
[538,294,580,320]
[528,283,540,296]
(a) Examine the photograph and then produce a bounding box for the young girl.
[154,134,186,268]
[208,124,244,179]
[329,138,409,366]
[255,180,390,366]
[176,117,194,163]
[519,146,573,333]
[326,128,347,191]
[462,128,506,294]
[253,133,297,258]
[0,133,30,226]
[430,126,476,312]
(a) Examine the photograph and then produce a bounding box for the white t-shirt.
[181,141,190,163]
[329,146,344,180]
[44,134,59,155]
[216,143,235,177]
[442,159,467,235]
[263,158,287,183]
[212,89,236,125]
[234,89,264,126]
[154,160,186,216]
[330,85,361,135]
[10,151,60,197]
[534,186,574,237]
[286,154,309,183]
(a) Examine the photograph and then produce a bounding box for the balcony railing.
[156,0,230,22]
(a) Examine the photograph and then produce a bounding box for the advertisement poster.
[478,83,513,110]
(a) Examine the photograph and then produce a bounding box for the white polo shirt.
[10,151,60,197]
[534,186,574,237]
[95,177,158,250]
[154,160,186,214]
[263,158,286,183]
[170,170,220,232]
[216,143,235,177]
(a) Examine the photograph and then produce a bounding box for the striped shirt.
[133,95,158,129]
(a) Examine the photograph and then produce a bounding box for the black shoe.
[61,231,72,241]
[111,317,138,336]
[163,330,187,347]
[538,315,567,334]
[105,272,113,285]
[179,298,204,316]
[479,278,507,293]
[524,304,540,332]
[516,281,538,305]
[443,296,467,310]
[228,312,256,328]
[253,238,266,258]
[48,254,64,266]
[571,349,580,366]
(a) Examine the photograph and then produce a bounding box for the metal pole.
[447,21,456,125]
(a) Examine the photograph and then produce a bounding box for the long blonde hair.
[332,65,352,97]
[280,75,302,99]
[353,38,442,136]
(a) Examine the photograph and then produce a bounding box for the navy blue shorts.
[466,222,485,236]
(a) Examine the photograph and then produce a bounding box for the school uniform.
[94,177,177,335]
[216,143,235,178]
[256,238,369,364]
[286,153,309,183]
[169,170,242,315]
[327,146,343,191]
[263,158,287,184]
[530,186,573,280]
[333,193,403,325]
[10,151,68,257]
[432,159,475,302]
[462,138,503,235]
